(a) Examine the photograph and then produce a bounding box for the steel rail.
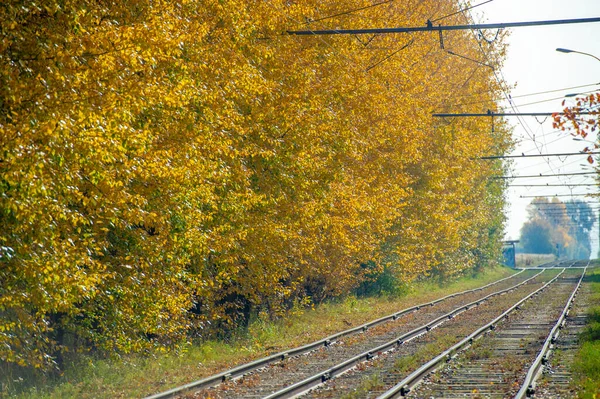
[261,270,546,399]
[143,269,525,399]
[516,259,579,270]
[514,262,589,398]
[376,268,568,399]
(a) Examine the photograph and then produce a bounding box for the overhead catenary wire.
[287,17,600,35]
[447,85,600,109]
[528,202,600,207]
[520,194,595,198]
[480,151,600,160]
[508,90,600,109]
[448,82,600,107]
[509,184,598,187]
[493,172,598,179]
[457,8,554,177]
[527,212,600,217]
[433,111,597,117]
[528,210,600,215]
[514,152,593,170]
[287,3,593,196]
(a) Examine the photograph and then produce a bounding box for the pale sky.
[473,0,600,256]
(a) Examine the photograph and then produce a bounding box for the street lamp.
[556,47,600,63]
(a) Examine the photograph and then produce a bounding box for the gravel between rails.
[534,274,593,398]
[182,270,551,399]
[406,269,584,399]
[301,271,563,399]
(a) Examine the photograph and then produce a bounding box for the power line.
[511,90,599,108]
[434,111,597,117]
[494,172,597,179]
[509,184,597,187]
[520,194,594,198]
[508,83,600,100]
[528,203,599,207]
[287,17,600,35]
[480,152,600,160]
[456,7,558,177]
[440,82,600,107]
[529,213,599,216]
[448,86,600,109]
[531,211,600,215]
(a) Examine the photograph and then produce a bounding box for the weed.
[340,372,384,399]
[393,335,456,374]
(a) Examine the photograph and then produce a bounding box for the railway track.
[146,267,560,399]
[520,259,589,270]
[144,261,595,399]
[526,267,592,398]
[377,264,588,399]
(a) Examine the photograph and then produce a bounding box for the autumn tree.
[554,93,600,256]
[520,218,555,254]
[553,92,600,147]
[521,198,594,258]
[1,0,511,370]
[565,200,595,259]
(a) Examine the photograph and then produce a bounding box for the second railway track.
[378,265,588,399]
[170,269,563,399]
[145,262,595,399]
[145,269,532,399]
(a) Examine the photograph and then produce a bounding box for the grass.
[393,335,457,374]
[572,268,600,399]
[339,371,384,399]
[1,264,518,399]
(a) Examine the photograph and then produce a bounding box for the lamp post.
[556,47,600,63]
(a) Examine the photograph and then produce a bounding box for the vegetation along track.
[145,267,563,399]
[377,262,589,399]
[298,266,575,399]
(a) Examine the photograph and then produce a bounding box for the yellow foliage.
[0,0,510,369]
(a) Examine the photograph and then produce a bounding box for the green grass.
[393,335,456,374]
[572,269,600,399]
[339,371,384,399]
[1,264,518,399]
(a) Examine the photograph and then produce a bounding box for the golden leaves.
[1,0,510,369]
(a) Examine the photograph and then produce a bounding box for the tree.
[520,218,555,254]
[521,198,595,259]
[553,95,600,256]
[553,93,600,149]
[0,0,511,370]
[565,200,595,258]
